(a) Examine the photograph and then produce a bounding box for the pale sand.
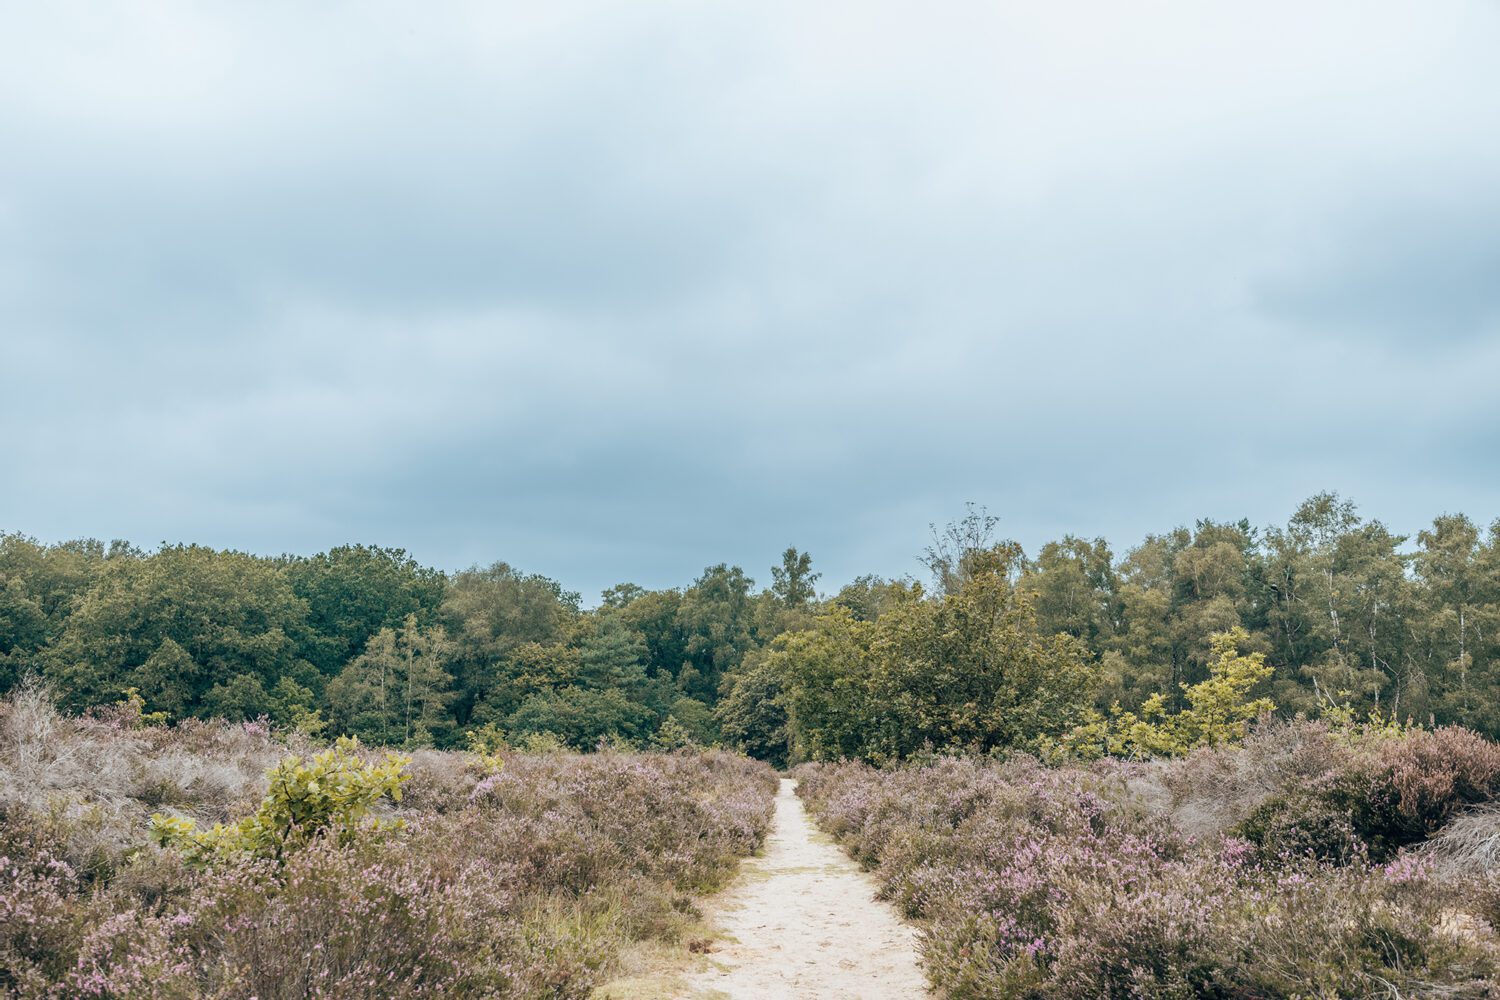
[683,777,929,999]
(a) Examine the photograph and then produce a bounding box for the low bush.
[796,723,1500,998]
[150,737,411,864]
[0,687,777,998]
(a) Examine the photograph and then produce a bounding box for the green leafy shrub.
[463,721,508,775]
[150,737,410,864]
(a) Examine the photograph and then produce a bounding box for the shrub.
[1053,627,1275,760]
[796,733,1500,998]
[150,737,411,864]
[1351,727,1500,852]
[0,685,778,998]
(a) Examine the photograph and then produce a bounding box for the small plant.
[150,736,410,864]
[649,717,698,751]
[463,721,508,775]
[1319,694,1415,743]
[115,687,169,728]
[514,730,570,754]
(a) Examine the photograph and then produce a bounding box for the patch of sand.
[682,777,928,999]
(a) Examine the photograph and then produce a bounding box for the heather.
[0,685,777,998]
[795,720,1500,998]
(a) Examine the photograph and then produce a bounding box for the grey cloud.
[1254,196,1500,344]
[3,0,1500,601]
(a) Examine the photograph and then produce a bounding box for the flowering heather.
[796,722,1500,998]
[0,688,776,998]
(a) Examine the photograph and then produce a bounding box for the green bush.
[151,737,410,864]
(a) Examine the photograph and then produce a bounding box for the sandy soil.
[683,777,928,999]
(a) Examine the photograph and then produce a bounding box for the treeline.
[0,536,818,750]
[2,492,1498,761]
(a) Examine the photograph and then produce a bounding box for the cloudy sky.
[3,1,1498,600]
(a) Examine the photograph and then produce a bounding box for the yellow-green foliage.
[1056,627,1274,759]
[117,687,169,727]
[151,736,410,864]
[1320,697,1417,743]
[463,721,508,775]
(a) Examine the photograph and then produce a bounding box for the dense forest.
[3,491,1498,762]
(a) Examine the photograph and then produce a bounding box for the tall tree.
[327,615,456,745]
[286,545,444,675]
[441,562,579,725]
[771,547,819,608]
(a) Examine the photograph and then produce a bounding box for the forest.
[3,491,1497,763]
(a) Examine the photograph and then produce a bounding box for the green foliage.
[201,671,277,722]
[441,561,580,726]
[286,544,444,676]
[775,554,1099,764]
[771,546,819,608]
[648,716,698,751]
[715,656,791,768]
[114,687,168,728]
[675,564,757,702]
[45,544,312,717]
[505,686,657,750]
[150,737,410,864]
[326,615,456,746]
[1054,626,1274,759]
[9,490,1500,768]
[463,722,508,774]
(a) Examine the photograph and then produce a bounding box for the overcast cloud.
[3,0,1499,600]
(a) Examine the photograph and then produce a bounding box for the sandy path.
[685,778,928,999]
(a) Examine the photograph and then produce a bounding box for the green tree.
[46,545,312,715]
[775,553,1097,763]
[675,564,756,701]
[286,545,444,675]
[1022,535,1118,647]
[505,686,657,749]
[771,547,819,608]
[202,672,277,721]
[715,654,791,767]
[327,616,456,745]
[441,562,579,725]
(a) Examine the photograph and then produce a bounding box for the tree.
[505,686,657,749]
[1413,514,1500,732]
[46,545,311,715]
[135,638,201,717]
[327,616,456,745]
[1060,626,1275,758]
[441,562,579,726]
[286,545,444,675]
[771,547,819,608]
[201,672,277,721]
[775,553,1098,764]
[1023,535,1117,647]
[862,555,1097,761]
[675,565,756,701]
[715,654,791,768]
[611,588,688,682]
[922,504,1021,595]
[830,574,911,622]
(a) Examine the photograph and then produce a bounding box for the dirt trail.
[684,777,928,999]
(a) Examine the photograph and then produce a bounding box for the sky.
[3,0,1499,602]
